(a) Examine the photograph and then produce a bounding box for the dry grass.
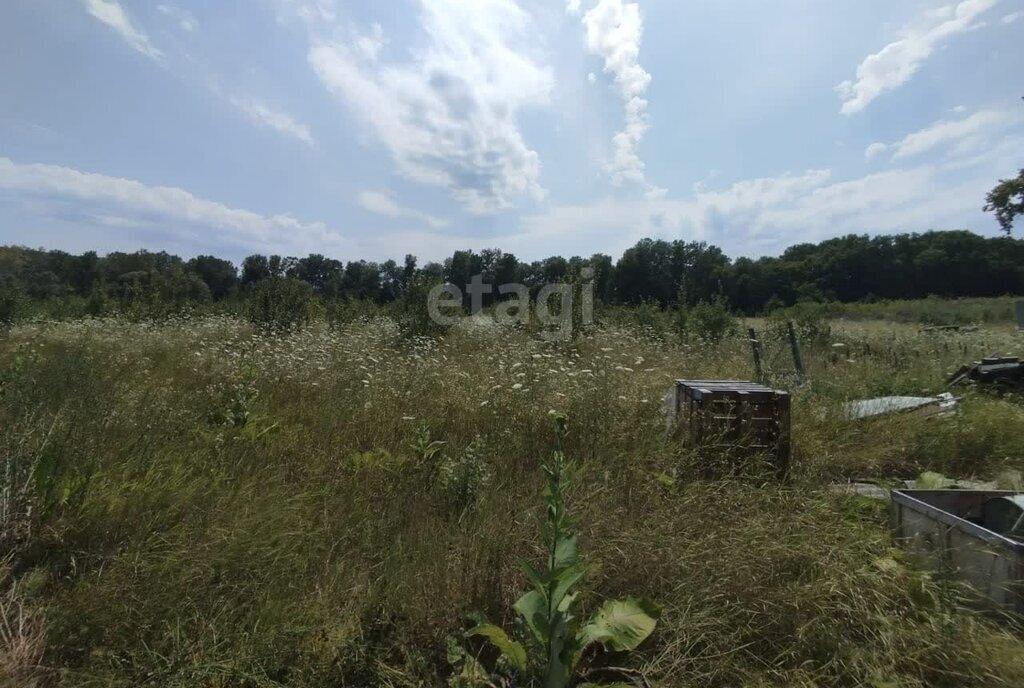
[0,313,1022,686]
[0,560,46,688]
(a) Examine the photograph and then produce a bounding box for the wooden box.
[674,380,791,476]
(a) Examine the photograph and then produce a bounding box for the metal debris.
[844,393,958,420]
[829,482,890,501]
[948,356,1024,388]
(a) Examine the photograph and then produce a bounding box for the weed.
[467,416,659,686]
[439,434,492,513]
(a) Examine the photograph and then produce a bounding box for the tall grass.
[769,295,1023,326]
[0,312,1022,686]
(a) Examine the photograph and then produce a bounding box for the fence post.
[748,327,764,383]
[787,321,805,383]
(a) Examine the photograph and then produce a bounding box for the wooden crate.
[674,380,791,476]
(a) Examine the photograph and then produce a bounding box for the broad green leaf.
[544,611,572,688]
[452,655,491,687]
[549,565,585,614]
[447,636,491,687]
[577,597,660,652]
[467,624,527,673]
[556,590,578,615]
[521,560,548,593]
[553,533,579,569]
[513,589,548,646]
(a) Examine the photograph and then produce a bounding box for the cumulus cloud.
[836,0,998,115]
[867,109,1016,161]
[513,170,834,258]
[357,190,448,228]
[0,157,340,252]
[575,0,655,188]
[226,95,316,147]
[303,0,553,214]
[864,142,889,161]
[512,130,1023,260]
[82,0,163,61]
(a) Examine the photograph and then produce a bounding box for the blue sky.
[1,0,1022,265]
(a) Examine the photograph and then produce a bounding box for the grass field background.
[2,301,1024,686]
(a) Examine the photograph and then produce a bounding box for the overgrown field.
[769,295,1022,326]
[2,314,1024,686]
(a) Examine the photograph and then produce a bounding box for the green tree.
[187,255,238,299]
[241,255,271,286]
[984,169,1024,235]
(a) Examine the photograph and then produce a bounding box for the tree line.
[1,229,1022,318]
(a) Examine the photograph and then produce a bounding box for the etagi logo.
[427,268,594,341]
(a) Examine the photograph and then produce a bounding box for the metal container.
[983,495,1024,539]
[890,489,1024,614]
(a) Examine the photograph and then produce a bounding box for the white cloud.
[157,4,198,33]
[566,0,582,15]
[304,0,553,214]
[578,0,654,188]
[867,109,1016,162]
[892,109,1011,159]
[512,135,1020,259]
[0,157,340,252]
[864,142,889,160]
[357,191,448,228]
[82,0,163,61]
[226,96,316,147]
[512,170,835,258]
[1001,11,1022,24]
[836,0,998,114]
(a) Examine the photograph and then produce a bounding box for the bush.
[767,302,833,346]
[0,286,28,326]
[687,296,738,343]
[245,278,316,331]
[392,278,449,338]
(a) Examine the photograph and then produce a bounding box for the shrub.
[245,278,316,331]
[392,278,449,338]
[687,296,738,343]
[0,287,28,326]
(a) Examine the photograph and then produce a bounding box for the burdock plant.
[467,415,659,687]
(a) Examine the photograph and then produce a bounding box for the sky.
[0,0,1022,265]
